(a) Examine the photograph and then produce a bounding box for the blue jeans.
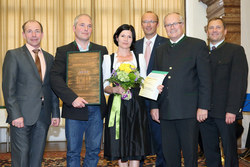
[65,106,103,167]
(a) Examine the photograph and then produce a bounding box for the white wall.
[241,0,250,149]
[241,0,250,92]
[186,0,208,41]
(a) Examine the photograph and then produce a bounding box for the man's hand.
[12,117,24,128]
[225,112,236,124]
[150,108,160,123]
[157,85,164,94]
[51,118,60,127]
[197,108,208,122]
[72,97,88,108]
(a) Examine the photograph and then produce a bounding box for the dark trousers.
[161,118,198,167]
[200,117,238,167]
[10,107,49,167]
[140,100,166,167]
[149,116,166,167]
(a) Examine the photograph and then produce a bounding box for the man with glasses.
[150,12,211,167]
[135,11,167,167]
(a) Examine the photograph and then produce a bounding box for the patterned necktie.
[145,40,152,67]
[32,49,42,81]
[212,46,216,50]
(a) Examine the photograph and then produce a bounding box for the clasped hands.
[112,86,126,96]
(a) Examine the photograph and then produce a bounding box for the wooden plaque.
[66,51,101,105]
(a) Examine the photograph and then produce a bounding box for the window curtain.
[0,0,184,106]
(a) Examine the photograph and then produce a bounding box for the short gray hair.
[73,14,92,27]
[164,12,184,24]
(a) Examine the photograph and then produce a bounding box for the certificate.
[139,70,168,100]
[66,51,101,105]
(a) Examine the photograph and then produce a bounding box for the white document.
[139,70,168,100]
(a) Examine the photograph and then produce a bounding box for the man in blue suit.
[135,11,167,167]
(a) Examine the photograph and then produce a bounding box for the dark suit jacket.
[209,42,248,119]
[135,35,168,74]
[50,41,108,121]
[2,45,60,125]
[151,36,211,120]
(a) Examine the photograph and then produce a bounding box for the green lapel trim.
[168,35,187,47]
[216,41,226,49]
[73,40,92,51]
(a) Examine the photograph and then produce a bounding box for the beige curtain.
[0,0,184,106]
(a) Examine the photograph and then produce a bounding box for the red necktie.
[33,49,42,81]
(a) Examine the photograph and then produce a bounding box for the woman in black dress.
[102,24,154,167]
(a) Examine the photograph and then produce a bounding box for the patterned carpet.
[0,151,249,167]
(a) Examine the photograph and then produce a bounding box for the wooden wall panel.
[200,0,241,44]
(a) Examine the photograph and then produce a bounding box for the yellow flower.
[119,64,135,74]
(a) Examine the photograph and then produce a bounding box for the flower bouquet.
[106,63,144,100]
[106,63,144,139]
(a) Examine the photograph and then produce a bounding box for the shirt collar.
[210,39,225,50]
[144,34,158,45]
[170,34,185,44]
[75,41,90,51]
[26,43,41,53]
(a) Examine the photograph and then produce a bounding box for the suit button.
[168,76,171,79]
[169,67,172,70]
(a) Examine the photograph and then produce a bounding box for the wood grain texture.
[67,52,100,104]
[200,0,241,45]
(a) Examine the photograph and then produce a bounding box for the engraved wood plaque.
[66,52,101,105]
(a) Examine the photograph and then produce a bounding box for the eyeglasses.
[142,20,158,24]
[164,22,183,28]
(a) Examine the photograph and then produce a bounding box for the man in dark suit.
[150,12,211,167]
[200,18,248,167]
[50,14,108,167]
[135,11,167,167]
[2,20,60,167]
